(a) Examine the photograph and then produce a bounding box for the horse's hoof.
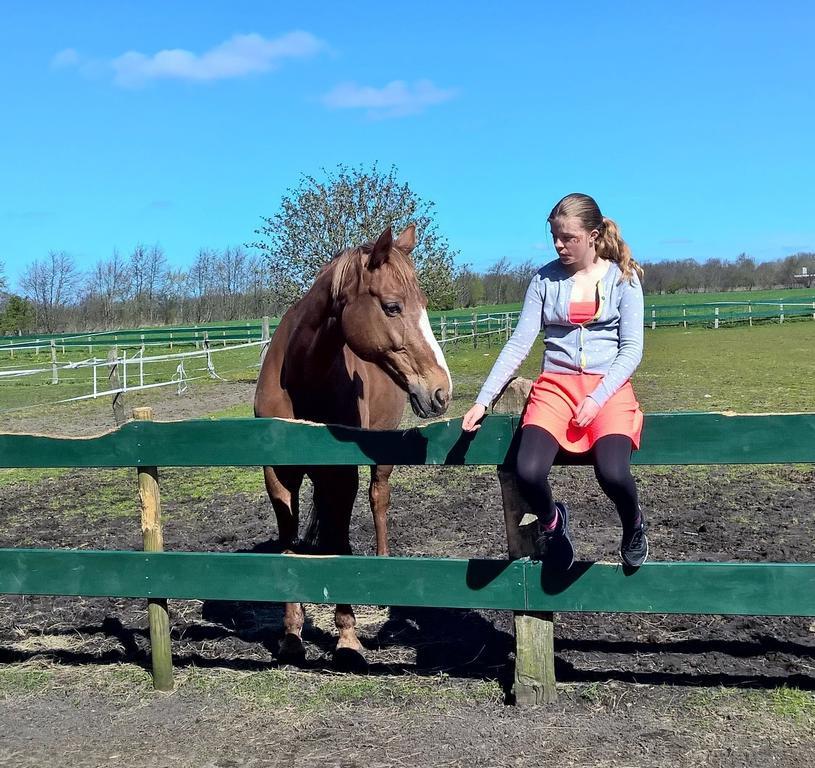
[333,646,368,674]
[277,633,306,665]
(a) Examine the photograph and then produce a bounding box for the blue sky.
[1,1,813,286]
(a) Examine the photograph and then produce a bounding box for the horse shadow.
[198,537,516,689]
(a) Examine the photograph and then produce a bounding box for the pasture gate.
[0,406,813,704]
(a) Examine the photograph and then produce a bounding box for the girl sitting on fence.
[462,192,648,570]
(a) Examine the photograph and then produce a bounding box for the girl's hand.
[571,397,601,428]
[462,403,487,432]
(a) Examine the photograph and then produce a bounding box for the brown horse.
[253,223,452,660]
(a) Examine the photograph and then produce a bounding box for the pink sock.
[542,508,559,531]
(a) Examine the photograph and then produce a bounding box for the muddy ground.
[0,382,813,767]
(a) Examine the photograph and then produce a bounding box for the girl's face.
[549,216,598,267]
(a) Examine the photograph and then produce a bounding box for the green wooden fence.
[0,413,813,698]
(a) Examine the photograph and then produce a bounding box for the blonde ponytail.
[596,217,644,284]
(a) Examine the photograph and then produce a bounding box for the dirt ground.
[0,381,813,767]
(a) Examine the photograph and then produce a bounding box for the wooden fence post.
[749,304,753,327]
[472,313,477,348]
[714,307,720,329]
[132,407,174,691]
[493,377,557,705]
[50,341,58,384]
[107,348,126,426]
[651,308,656,330]
[682,307,687,329]
[780,303,784,324]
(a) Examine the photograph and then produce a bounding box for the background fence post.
[108,347,126,426]
[493,377,557,705]
[749,304,753,327]
[132,406,174,692]
[50,341,58,385]
[651,308,656,330]
[440,316,446,344]
[472,313,477,348]
[714,307,720,329]
[683,307,687,329]
[780,303,784,324]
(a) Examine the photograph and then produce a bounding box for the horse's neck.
[288,273,347,377]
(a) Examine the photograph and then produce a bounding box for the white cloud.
[109,31,325,87]
[322,79,456,118]
[51,48,81,69]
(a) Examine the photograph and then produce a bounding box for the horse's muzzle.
[408,385,450,418]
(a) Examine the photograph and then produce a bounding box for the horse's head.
[331,224,452,418]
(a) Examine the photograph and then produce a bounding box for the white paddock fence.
[434,312,520,348]
[0,339,266,409]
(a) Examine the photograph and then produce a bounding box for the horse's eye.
[383,302,402,316]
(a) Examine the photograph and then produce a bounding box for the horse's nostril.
[433,388,449,411]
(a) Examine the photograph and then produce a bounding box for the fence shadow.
[2,605,814,692]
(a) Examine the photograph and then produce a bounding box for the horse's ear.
[368,226,393,270]
[395,223,417,253]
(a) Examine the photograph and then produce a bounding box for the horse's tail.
[299,467,357,556]
[301,501,322,554]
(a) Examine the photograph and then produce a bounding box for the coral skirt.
[521,372,643,453]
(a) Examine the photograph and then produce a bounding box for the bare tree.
[187,248,216,323]
[84,250,131,328]
[213,247,249,320]
[484,257,513,305]
[20,251,80,332]
[129,244,168,324]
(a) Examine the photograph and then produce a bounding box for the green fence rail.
[1,550,812,617]
[2,413,814,468]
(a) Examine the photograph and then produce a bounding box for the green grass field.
[0,320,812,422]
[439,320,815,418]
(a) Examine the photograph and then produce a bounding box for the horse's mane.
[328,243,417,302]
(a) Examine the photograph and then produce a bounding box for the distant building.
[794,266,814,288]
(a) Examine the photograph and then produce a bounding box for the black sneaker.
[620,519,649,568]
[534,501,575,571]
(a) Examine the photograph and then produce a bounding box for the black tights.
[515,425,641,530]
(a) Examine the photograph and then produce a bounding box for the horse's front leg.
[262,465,307,661]
[369,464,394,557]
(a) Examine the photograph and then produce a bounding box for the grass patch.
[209,403,254,419]
[686,686,815,725]
[0,665,53,697]
[759,687,815,722]
[0,467,71,488]
[223,669,500,710]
